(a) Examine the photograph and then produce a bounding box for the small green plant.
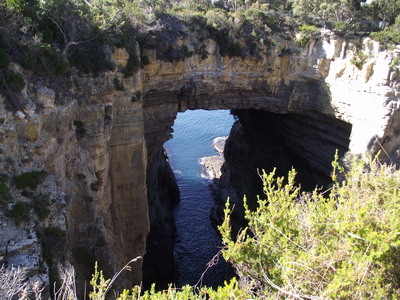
[333,20,348,33]
[33,193,51,221]
[40,226,66,264]
[390,57,400,71]
[140,55,150,67]
[75,173,86,180]
[113,77,124,91]
[0,182,12,205]
[90,181,100,191]
[0,48,9,69]
[2,70,25,92]
[297,24,319,47]
[43,226,65,238]
[122,53,140,78]
[89,262,110,300]
[351,51,368,70]
[73,120,86,136]
[0,175,8,183]
[7,202,30,223]
[131,90,142,102]
[14,170,48,190]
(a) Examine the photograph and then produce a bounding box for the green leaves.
[219,156,400,298]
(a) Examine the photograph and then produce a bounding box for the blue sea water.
[164,109,235,287]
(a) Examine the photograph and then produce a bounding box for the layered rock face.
[0,31,399,292]
[143,149,179,289]
[0,49,149,292]
[211,109,352,232]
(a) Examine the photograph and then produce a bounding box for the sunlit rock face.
[0,30,398,292]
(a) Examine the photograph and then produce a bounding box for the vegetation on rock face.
[73,120,86,137]
[0,178,11,205]
[7,202,30,223]
[297,24,319,47]
[350,50,369,69]
[13,170,48,190]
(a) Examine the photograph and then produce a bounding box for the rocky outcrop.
[0,29,399,293]
[199,137,228,179]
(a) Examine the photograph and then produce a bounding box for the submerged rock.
[199,136,228,179]
[199,155,224,179]
[212,136,228,154]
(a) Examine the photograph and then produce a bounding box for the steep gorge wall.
[0,31,399,291]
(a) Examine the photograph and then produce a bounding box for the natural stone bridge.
[0,31,398,290]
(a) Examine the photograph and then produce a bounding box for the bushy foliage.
[297,24,319,47]
[73,120,86,136]
[7,202,30,223]
[0,182,12,205]
[350,50,369,69]
[0,48,9,69]
[219,155,400,298]
[370,28,400,48]
[14,170,48,190]
[0,69,25,92]
[391,56,400,71]
[33,193,51,221]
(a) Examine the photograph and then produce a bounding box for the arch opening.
[142,96,352,289]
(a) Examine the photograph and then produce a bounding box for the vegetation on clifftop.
[0,0,398,83]
[0,0,398,108]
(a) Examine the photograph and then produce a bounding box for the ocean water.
[164,109,235,287]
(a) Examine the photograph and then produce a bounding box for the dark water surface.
[164,109,235,287]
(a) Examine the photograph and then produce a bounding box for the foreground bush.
[220,154,400,298]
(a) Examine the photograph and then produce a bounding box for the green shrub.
[7,202,30,223]
[2,70,25,92]
[43,226,65,238]
[0,48,9,69]
[370,29,400,48]
[0,174,8,183]
[219,155,400,298]
[140,55,150,66]
[69,43,114,75]
[0,182,12,205]
[14,170,48,190]
[297,24,319,47]
[113,77,124,91]
[73,120,86,136]
[333,20,348,33]
[351,51,368,70]
[40,226,65,262]
[390,57,400,71]
[90,181,100,191]
[33,193,51,221]
[122,53,140,78]
[131,90,142,102]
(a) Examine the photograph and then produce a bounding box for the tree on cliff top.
[290,0,368,27]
